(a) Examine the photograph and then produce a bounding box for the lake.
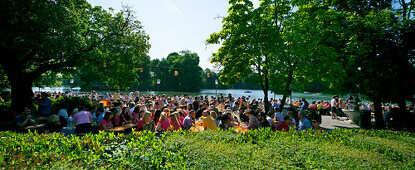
[32,87,344,102]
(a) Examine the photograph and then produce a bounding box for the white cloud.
[164,0,183,17]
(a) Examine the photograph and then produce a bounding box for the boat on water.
[244,91,252,93]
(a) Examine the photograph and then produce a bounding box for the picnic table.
[190,120,248,133]
[190,120,204,132]
[23,123,46,132]
[233,122,248,133]
[109,123,138,133]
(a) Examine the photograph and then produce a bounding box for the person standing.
[301,98,309,110]
[73,105,92,135]
[37,92,52,116]
[331,95,339,120]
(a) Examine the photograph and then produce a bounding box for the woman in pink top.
[100,112,113,131]
[73,105,92,134]
[169,113,181,131]
[131,107,140,123]
[156,112,171,131]
[112,111,122,126]
[136,118,145,131]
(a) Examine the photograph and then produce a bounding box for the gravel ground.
[320,115,360,130]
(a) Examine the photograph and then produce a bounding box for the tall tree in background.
[152,51,202,92]
[296,0,415,129]
[207,0,291,113]
[0,0,150,112]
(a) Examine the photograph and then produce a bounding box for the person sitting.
[120,107,132,124]
[142,111,155,132]
[275,115,293,132]
[45,114,62,133]
[169,112,181,131]
[156,112,171,132]
[73,105,92,135]
[258,112,270,128]
[15,107,36,128]
[153,110,162,125]
[312,118,323,131]
[177,109,185,124]
[182,110,195,130]
[309,101,317,111]
[247,116,260,130]
[131,107,141,123]
[298,111,311,131]
[218,114,232,130]
[266,111,277,130]
[274,108,284,123]
[201,110,217,130]
[210,111,219,127]
[96,107,105,124]
[111,109,122,127]
[100,111,113,131]
[57,105,68,120]
[239,109,249,123]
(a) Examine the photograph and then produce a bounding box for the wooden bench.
[108,123,138,134]
[22,123,46,132]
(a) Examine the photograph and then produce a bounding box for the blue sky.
[88,0,259,70]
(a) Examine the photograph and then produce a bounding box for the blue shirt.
[97,112,105,124]
[274,112,284,122]
[182,115,194,130]
[301,101,309,110]
[38,98,52,115]
[298,117,311,131]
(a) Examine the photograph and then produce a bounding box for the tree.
[295,0,415,129]
[207,0,292,113]
[152,51,203,92]
[0,0,150,112]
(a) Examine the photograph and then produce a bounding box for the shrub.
[0,129,414,169]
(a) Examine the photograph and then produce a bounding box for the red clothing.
[170,120,181,131]
[100,119,112,130]
[158,119,171,131]
[179,116,184,126]
[136,119,145,131]
[112,116,121,126]
[182,110,188,117]
[132,112,140,123]
[275,121,289,132]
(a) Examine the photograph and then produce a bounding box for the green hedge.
[0,129,414,169]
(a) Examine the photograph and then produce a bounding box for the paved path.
[320,115,360,130]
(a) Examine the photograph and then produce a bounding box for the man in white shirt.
[331,95,339,119]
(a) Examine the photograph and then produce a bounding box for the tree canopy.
[151,51,203,92]
[0,0,150,112]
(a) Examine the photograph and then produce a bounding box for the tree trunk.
[9,74,34,114]
[263,88,270,114]
[372,95,385,129]
[280,95,287,110]
[279,69,294,110]
[263,71,270,114]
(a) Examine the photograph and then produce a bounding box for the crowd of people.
[11,90,415,134]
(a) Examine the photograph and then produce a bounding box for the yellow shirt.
[317,104,322,110]
[202,116,218,130]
